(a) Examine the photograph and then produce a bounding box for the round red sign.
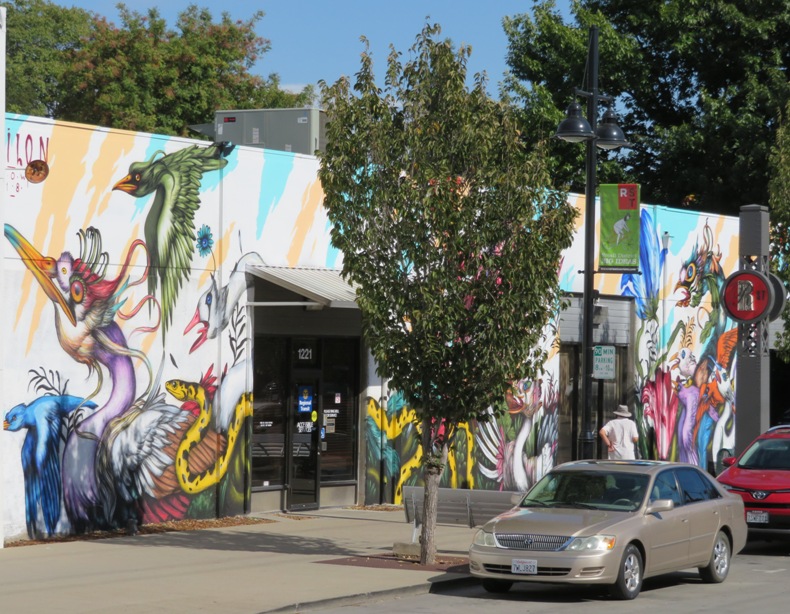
[722,269,773,323]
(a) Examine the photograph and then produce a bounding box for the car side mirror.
[722,456,736,467]
[646,498,675,514]
[511,493,523,506]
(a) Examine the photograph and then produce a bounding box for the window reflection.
[252,337,287,487]
[321,339,358,482]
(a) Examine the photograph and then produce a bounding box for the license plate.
[511,558,538,574]
[747,510,769,524]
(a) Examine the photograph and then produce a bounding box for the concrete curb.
[260,575,477,613]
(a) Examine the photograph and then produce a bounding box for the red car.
[717,425,790,536]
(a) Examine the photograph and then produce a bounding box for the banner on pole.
[599,184,640,272]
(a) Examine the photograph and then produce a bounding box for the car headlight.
[472,529,497,547]
[720,483,745,493]
[563,535,616,552]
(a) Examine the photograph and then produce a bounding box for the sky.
[61,1,574,94]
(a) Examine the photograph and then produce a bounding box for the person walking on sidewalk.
[599,405,639,460]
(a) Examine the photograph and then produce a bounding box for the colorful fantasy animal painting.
[1,113,743,543]
[2,115,332,540]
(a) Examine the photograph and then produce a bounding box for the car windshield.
[738,438,790,470]
[518,470,650,512]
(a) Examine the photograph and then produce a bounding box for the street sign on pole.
[593,345,615,379]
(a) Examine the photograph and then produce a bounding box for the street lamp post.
[555,26,627,460]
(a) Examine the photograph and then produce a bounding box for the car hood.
[483,506,630,536]
[718,466,790,490]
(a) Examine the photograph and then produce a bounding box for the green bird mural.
[113,141,235,337]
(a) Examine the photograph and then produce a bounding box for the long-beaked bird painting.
[113,141,235,337]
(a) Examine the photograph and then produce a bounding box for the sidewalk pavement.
[0,507,479,614]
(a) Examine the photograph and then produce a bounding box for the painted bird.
[4,395,97,538]
[4,224,150,531]
[113,141,235,336]
[184,252,263,354]
[693,328,738,469]
[4,224,231,530]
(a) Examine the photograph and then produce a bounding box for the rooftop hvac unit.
[213,108,326,155]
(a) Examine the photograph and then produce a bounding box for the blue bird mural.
[4,395,97,538]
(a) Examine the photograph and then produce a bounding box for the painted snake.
[165,379,252,495]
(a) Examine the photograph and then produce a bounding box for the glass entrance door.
[287,338,321,510]
[253,335,358,509]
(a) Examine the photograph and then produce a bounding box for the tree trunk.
[419,417,448,566]
[420,459,441,565]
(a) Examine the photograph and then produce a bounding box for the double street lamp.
[555,26,628,460]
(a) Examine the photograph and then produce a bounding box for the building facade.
[0,115,745,543]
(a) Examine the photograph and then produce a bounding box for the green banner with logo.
[599,184,640,272]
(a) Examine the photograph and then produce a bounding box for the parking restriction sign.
[593,345,616,379]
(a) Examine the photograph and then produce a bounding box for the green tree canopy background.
[504,0,790,216]
[6,0,312,135]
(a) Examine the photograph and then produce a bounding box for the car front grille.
[494,533,570,551]
[744,501,790,509]
[484,563,571,576]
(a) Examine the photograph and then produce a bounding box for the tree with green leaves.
[5,0,93,117]
[319,23,577,565]
[769,104,790,360]
[57,4,312,135]
[504,0,790,216]
[5,1,312,135]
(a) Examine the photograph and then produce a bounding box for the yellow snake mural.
[165,379,252,495]
[367,396,475,503]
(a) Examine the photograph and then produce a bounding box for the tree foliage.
[5,1,312,136]
[5,0,93,117]
[58,4,313,135]
[769,104,790,360]
[504,0,790,215]
[319,23,576,564]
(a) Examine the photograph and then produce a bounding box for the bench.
[402,486,518,541]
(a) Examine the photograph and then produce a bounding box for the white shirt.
[602,417,639,459]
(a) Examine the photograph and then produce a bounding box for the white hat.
[614,405,632,418]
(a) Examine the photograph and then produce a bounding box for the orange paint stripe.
[286,179,324,266]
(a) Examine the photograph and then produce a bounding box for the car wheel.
[482,579,513,593]
[610,544,642,600]
[699,530,730,583]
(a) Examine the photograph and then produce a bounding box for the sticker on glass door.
[298,386,313,413]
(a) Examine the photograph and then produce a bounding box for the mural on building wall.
[622,209,738,468]
[366,203,740,502]
[1,115,744,537]
[364,376,561,504]
[363,391,476,505]
[475,374,558,493]
[2,115,332,540]
[111,141,234,338]
[365,346,562,503]
[3,210,252,536]
[2,368,97,539]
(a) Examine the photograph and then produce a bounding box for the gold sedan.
[468,460,747,600]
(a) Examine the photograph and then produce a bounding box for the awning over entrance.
[247,265,358,309]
